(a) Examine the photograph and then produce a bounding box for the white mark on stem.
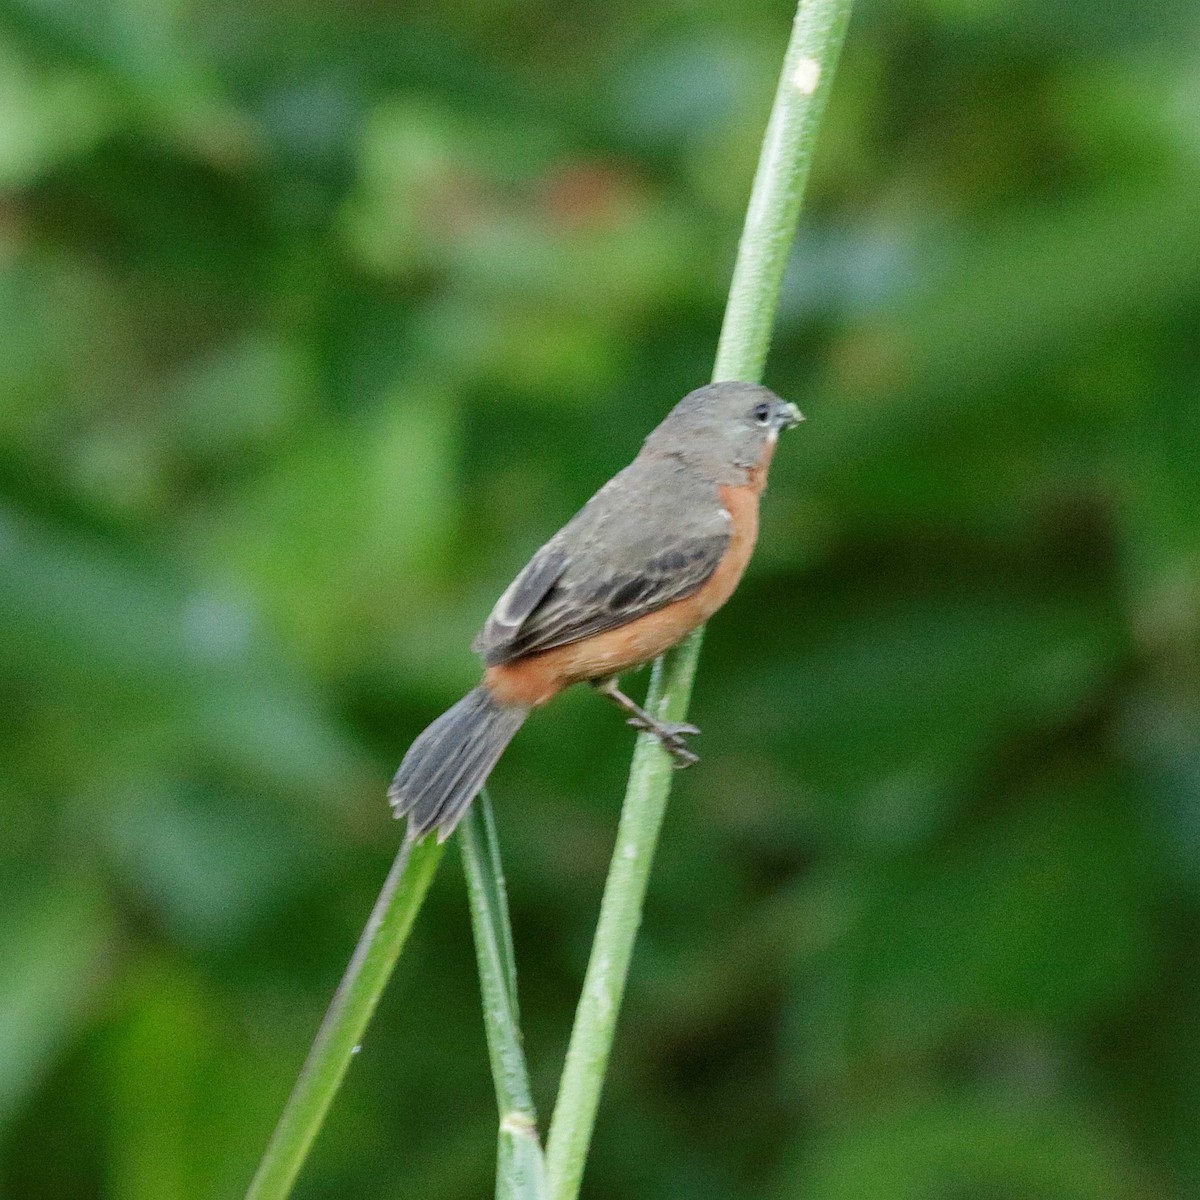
[501,1111,537,1136]
[792,57,821,95]
[351,1044,362,1055]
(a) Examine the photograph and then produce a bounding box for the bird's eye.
[751,402,772,426]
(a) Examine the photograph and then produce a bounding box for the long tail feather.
[388,687,528,841]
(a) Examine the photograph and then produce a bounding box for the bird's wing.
[473,459,729,667]
[471,542,571,661]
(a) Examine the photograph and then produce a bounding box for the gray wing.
[473,458,729,667]
[471,542,571,661]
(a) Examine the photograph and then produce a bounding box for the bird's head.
[642,381,803,485]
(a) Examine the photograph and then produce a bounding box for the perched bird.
[389,381,803,841]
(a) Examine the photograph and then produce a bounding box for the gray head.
[641,381,803,484]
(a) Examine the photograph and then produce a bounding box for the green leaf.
[0,879,113,1128]
[790,1098,1146,1200]
[795,771,1157,1077]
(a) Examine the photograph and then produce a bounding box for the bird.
[389,381,803,841]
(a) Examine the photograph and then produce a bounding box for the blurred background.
[2,0,1199,1196]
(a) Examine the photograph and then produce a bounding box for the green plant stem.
[543,4,854,1198]
[244,835,445,1200]
[248,3,852,1194]
[460,792,548,1200]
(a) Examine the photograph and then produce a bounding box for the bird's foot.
[626,716,700,767]
[591,675,700,767]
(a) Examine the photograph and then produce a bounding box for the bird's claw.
[626,717,700,767]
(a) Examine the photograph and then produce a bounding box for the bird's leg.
[591,676,700,768]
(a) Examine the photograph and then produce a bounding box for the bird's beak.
[780,403,804,429]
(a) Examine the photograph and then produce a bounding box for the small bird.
[389,381,803,841]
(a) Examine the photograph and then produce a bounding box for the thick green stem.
[247,2,852,1194]
[543,4,854,1198]
[244,835,445,1200]
[460,793,548,1200]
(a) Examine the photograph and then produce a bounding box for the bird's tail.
[388,686,529,841]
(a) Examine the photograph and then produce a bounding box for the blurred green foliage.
[1,0,1198,1197]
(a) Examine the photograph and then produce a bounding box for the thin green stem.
[713,0,854,386]
[248,3,851,1194]
[244,835,445,1200]
[543,4,854,1198]
[460,792,548,1200]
